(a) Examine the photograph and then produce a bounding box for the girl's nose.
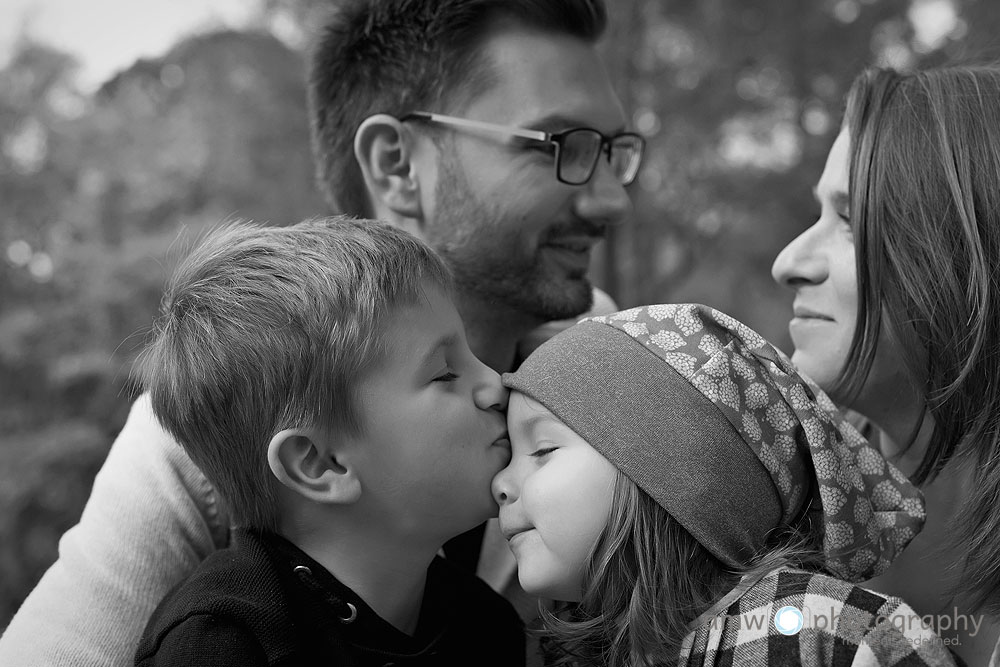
[491,464,516,506]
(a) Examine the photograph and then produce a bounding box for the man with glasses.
[0,1,642,665]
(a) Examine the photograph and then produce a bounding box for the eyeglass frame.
[399,111,645,186]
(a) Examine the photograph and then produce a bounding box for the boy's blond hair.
[139,217,452,531]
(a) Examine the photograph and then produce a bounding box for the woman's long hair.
[539,473,816,667]
[839,64,1000,613]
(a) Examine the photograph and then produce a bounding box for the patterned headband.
[503,304,925,582]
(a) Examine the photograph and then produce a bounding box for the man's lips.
[491,434,511,448]
[543,236,600,253]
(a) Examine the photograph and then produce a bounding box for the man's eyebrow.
[525,112,626,135]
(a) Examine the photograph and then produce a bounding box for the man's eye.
[531,446,557,459]
[433,371,458,382]
[514,138,554,155]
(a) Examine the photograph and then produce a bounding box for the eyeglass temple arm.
[403,112,550,143]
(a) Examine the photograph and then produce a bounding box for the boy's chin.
[423,495,500,545]
[454,499,499,533]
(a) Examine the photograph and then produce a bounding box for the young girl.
[492,303,955,667]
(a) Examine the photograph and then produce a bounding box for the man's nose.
[572,158,632,228]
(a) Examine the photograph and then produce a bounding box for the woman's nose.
[771,221,829,289]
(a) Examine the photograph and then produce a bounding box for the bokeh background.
[2,0,998,630]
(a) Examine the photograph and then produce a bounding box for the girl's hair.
[839,65,1000,613]
[540,472,817,667]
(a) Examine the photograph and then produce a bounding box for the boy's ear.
[354,114,425,222]
[267,428,361,505]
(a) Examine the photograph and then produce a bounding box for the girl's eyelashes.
[433,371,459,382]
[531,446,558,459]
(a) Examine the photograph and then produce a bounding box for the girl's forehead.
[506,392,555,430]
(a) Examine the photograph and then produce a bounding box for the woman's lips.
[792,306,834,321]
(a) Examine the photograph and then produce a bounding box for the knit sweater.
[1,395,227,665]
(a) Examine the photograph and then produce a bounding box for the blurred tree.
[602,0,917,346]
[0,29,326,629]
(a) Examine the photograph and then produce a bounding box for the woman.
[772,65,1000,665]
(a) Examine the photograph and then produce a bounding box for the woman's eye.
[433,371,458,382]
[531,446,557,459]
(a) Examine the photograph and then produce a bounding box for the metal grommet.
[339,602,358,624]
[293,565,312,576]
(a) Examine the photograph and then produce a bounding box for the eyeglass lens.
[557,130,642,186]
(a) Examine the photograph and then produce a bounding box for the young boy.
[133,217,524,666]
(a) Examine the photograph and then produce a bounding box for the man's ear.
[267,428,361,504]
[354,114,426,222]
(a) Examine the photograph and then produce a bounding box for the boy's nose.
[474,363,508,412]
[771,222,828,289]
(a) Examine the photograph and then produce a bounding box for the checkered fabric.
[678,567,957,666]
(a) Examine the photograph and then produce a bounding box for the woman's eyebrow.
[831,191,850,212]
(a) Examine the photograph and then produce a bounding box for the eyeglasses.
[400,111,645,186]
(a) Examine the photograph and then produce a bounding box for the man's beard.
[427,157,595,322]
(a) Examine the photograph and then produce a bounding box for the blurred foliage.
[0,27,325,627]
[3,0,1000,630]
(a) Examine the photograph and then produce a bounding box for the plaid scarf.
[678,567,957,666]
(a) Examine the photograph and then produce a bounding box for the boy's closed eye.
[531,446,558,459]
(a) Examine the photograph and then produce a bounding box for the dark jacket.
[135,529,525,667]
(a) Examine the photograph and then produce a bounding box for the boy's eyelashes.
[432,370,459,382]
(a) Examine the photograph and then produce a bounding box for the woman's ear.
[354,114,425,221]
[267,428,361,504]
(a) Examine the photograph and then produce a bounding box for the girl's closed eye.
[531,446,558,459]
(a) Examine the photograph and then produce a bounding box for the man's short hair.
[308,0,608,217]
[139,217,452,531]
